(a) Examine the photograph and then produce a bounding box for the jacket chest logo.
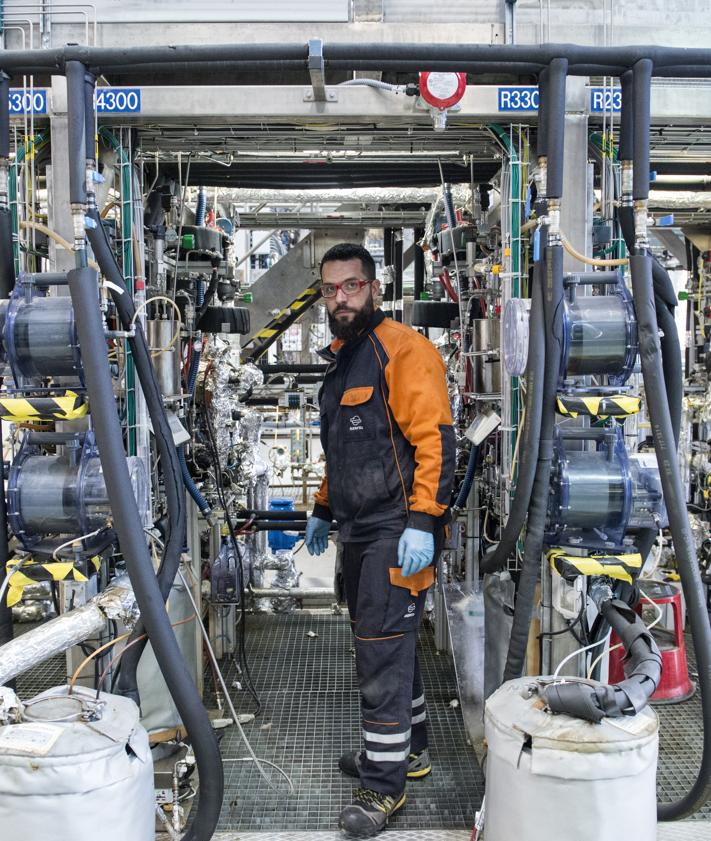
[349,414,364,431]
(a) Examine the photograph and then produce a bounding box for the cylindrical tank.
[2,293,82,382]
[561,291,637,385]
[8,436,148,544]
[0,685,155,841]
[147,318,181,399]
[471,318,501,394]
[484,677,658,841]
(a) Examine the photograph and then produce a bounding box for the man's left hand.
[397,527,434,577]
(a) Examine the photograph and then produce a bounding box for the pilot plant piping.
[63,61,222,841]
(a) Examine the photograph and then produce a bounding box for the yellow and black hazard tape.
[4,555,100,607]
[548,548,643,585]
[556,394,641,420]
[0,390,88,423]
[244,285,321,362]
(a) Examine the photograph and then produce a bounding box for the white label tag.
[0,723,63,756]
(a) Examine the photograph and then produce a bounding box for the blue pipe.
[179,443,211,516]
[454,444,480,510]
[195,186,207,227]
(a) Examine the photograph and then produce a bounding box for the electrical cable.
[178,567,293,794]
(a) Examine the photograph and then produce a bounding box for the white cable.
[339,79,406,93]
[177,566,294,795]
[0,556,30,605]
[51,527,106,562]
[585,586,664,680]
[553,634,609,678]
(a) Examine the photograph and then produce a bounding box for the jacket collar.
[317,307,385,361]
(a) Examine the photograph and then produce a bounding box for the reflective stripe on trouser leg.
[356,631,417,796]
[410,651,428,753]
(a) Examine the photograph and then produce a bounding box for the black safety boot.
[339,787,406,838]
[338,747,432,780]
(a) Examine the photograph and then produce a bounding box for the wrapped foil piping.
[0,575,138,687]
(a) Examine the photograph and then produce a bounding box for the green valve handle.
[678,290,689,301]
[181,233,195,250]
[242,292,254,304]
[419,291,430,301]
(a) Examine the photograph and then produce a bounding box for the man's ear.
[372,278,381,297]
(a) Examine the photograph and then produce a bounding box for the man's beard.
[328,294,375,343]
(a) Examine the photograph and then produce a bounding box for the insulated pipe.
[0,575,137,687]
[65,61,87,211]
[631,252,711,820]
[503,59,567,681]
[480,258,545,574]
[503,243,564,681]
[633,60,653,203]
[453,445,480,512]
[543,597,662,723]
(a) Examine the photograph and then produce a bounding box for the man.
[305,243,455,838]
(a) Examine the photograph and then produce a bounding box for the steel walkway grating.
[213,613,484,833]
[656,636,709,819]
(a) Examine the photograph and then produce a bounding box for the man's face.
[321,258,381,341]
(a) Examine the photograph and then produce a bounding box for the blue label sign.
[9,89,47,115]
[95,88,141,114]
[590,87,622,113]
[498,86,539,112]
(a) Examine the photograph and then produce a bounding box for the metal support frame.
[305,38,337,103]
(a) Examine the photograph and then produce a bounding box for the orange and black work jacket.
[312,308,456,542]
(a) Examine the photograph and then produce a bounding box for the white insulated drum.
[0,685,155,841]
[484,677,658,841]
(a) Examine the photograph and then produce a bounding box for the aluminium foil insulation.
[0,576,137,686]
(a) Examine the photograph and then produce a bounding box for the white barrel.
[0,685,155,841]
[484,677,658,841]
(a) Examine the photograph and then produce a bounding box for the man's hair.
[319,243,376,281]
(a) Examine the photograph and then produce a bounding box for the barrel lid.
[0,685,141,760]
[485,676,658,751]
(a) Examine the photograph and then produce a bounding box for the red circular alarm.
[418,72,467,110]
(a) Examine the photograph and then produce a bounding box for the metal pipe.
[0,575,137,686]
[250,587,334,599]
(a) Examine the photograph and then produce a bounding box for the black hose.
[413,227,425,303]
[544,598,662,723]
[630,252,711,819]
[86,208,187,692]
[68,267,223,841]
[480,258,545,574]
[633,60,653,202]
[503,58,567,682]
[503,242,564,681]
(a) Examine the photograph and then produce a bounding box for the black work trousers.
[342,537,433,796]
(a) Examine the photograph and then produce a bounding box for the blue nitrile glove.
[398,527,435,577]
[305,516,330,556]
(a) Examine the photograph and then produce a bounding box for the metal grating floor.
[212,613,484,834]
[656,636,709,819]
[12,616,711,831]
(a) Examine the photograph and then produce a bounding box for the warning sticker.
[0,723,64,756]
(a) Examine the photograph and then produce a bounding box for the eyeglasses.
[320,278,372,299]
